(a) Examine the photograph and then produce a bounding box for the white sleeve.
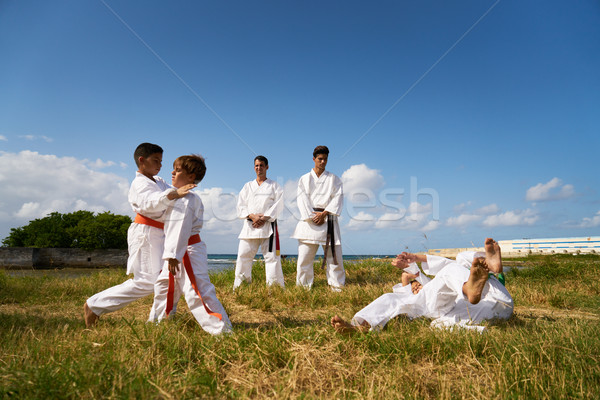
[130,180,175,215]
[296,177,314,221]
[324,176,343,216]
[263,182,284,221]
[163,198,193,261]
[422,255,456,276]
[236,183,250,219]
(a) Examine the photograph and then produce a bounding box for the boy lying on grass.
[332,238,513,333]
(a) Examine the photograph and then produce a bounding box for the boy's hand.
[175,184,196,198]
[167,184,196,200]
[168,258,180,275]
[391,255,409,269]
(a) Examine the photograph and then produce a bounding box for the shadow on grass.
[0,311,82,333]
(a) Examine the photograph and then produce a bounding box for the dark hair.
[254,155,268,166]
[313,145,329,158]
[174,154,206,184]
[134,143,163,167]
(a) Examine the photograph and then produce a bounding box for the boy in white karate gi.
[292,145,345,291]
[149,155,232,335]
[233,155,285,289]
[331,238,513,333]
[84,143,194,327]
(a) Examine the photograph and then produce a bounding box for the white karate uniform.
[148,192,232,335]
[352,251,513,333]
[234,178,284,289]
[292,170,345,289]
[86,172,175,316]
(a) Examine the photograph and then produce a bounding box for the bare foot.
[462,257,490,304]
[331,315,369,334]
[484,238,503,273]
[84,302,99,328]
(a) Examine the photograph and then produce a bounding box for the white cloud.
[0,151,131,238]
[475,203,500,215]
[18,134,53,142]
[446,203,501,228]
[453,201,472,213]
[197,187,240,235]
[576,211,600,228]
[281,178,301,225]
[14,202,41,219]
[526,178,575,202]
[375,201,438,231]
[446,214,482,227]
[341,164,385,195]
[482,209,540,227]
[421,220,441,232]
[86,158,116,169]
[345,211,376,231]
[0,135,7,141]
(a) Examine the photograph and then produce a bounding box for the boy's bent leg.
[86,270,156,316]
[261,239,284,288]
[325,244,345,290]
[352,291,417,330]
[296,241,318,289]
[148,266,181,323]
[184,243,232,335]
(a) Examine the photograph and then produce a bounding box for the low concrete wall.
[0,247,34,268]
[0,247,127,269]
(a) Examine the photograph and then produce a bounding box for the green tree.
[2,211,132,250]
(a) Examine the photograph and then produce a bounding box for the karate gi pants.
[353,263,513,330]
[296,241,345,289]
[148,241,232,336]
[86,223,164,316]
[233,238,284,289]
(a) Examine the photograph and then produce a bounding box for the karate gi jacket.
[237,178,283,240]
[292,170,343,245]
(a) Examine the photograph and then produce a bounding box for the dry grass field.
[1,254,599,399]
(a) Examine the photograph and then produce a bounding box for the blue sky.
[1,0,599,254]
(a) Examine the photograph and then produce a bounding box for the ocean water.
[207,254,395,272]
[4,254,395,278]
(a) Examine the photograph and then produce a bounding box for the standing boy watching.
[292,145,345,291]
[149,155,232,335]
[84,143,194,327]
[233,155,284,289]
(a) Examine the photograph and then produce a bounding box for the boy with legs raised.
[331,238,513,333]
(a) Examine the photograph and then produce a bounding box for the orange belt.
[134,213,164,230]
[188,234,201,245]
[164,233,221,321]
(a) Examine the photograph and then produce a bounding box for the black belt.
[268,220,279,254]
[247,217,280,255]
[314,208,338,268]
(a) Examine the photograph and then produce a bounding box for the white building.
[426,236,600,258]
[498,236,600,256]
